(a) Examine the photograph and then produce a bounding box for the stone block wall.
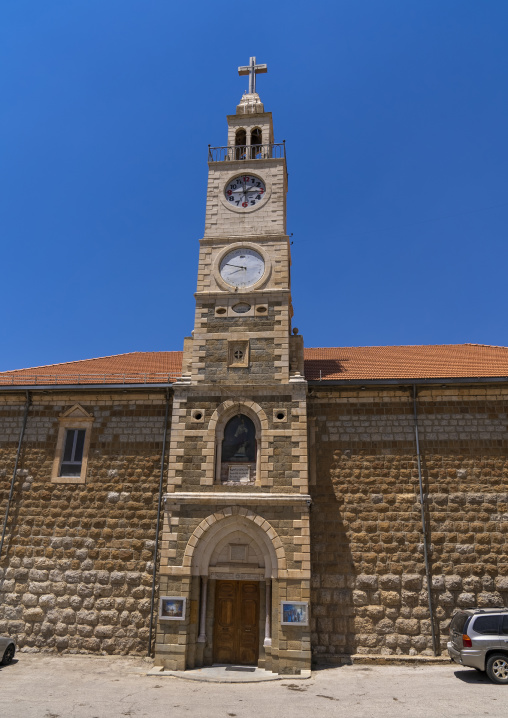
[156,501,311,674]
[191,297,291,385]
[309,385,508,663]
[204,159,286,238]
[166,384,308,492]
[0,390,170,655]
[226,111,274,147]
[196,236,290,294]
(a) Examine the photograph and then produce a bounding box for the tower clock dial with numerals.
[225,175,266,209]
[219,248,265,288]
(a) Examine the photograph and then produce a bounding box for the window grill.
[60,428,86,477]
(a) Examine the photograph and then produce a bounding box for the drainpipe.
[0,391,31,563]
[412,385,438,656]
[148,389,171,656]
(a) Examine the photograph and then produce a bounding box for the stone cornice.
[164,492,311,506]
[199,234,289,246]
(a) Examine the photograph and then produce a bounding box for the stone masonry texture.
[1,383,508,662]
[309,385,508,663]
[0,391,171,656]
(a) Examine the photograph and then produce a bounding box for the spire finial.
[238,56,267,94]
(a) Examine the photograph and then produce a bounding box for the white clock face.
[219,248,265,288]
[225,175,266,209]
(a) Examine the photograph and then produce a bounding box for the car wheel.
[0,643,15,666]
[486,654,508,685]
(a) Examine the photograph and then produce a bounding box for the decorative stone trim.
[190,409,205,423]
[164,492,311,505]
[204,399,270,486]
[213,242,272,294]
[51,404,94,484]
[180,507,287,577]
[228,340,249,367]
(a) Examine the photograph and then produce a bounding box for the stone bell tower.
[182,58,302,386]
[155,58,311,677]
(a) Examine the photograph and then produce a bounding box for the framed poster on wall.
[281,601,309,626]
[159,597,186,620]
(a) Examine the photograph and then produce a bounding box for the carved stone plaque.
[228,465,250,483]
[230,544,248,562]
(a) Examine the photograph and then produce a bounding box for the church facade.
[1,62,508,675]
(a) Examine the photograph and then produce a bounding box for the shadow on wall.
[310,446,355,665]
[0,448,28,576]
[309,441,436,662]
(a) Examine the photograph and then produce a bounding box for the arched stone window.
[219,413,257,484]
[207,400,268,487]
[250,127,262,158]
[235,129,247,160]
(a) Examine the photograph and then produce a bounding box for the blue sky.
[1,0,507,371]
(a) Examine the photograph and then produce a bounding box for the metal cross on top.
[238,56,267,94]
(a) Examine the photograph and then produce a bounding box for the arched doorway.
[189,512,282,667]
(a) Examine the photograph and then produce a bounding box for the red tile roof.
[304,344,508,381]
[0,352,183,386]
[0,344,507,387]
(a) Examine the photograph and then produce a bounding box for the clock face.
[219,248,265,288]
[225,175,266,209]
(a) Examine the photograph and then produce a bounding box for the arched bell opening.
[235,128,247,160]
[250,127,262,159]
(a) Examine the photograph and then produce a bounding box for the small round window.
[232,303,251,314]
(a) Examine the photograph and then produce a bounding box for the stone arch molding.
[205,399,269,485]
[184,508,286,579]
[209,398,269,436]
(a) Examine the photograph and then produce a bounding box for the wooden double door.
[213,580,260,665]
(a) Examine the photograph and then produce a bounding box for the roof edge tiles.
[0,350,183,375]
[1,344,508,386]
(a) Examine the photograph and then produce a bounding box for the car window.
[450,612,469,633]
[472,615,500,635]
[501,615,508,635]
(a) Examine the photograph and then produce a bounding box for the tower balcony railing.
[208,142,285,162]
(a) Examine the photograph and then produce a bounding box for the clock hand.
[224,263,247,269]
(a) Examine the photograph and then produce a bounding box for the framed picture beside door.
[281,601,308,626]
[159,597,186,620]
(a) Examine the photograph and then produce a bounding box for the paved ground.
[1,654,506,718]
[148,662,312,681]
